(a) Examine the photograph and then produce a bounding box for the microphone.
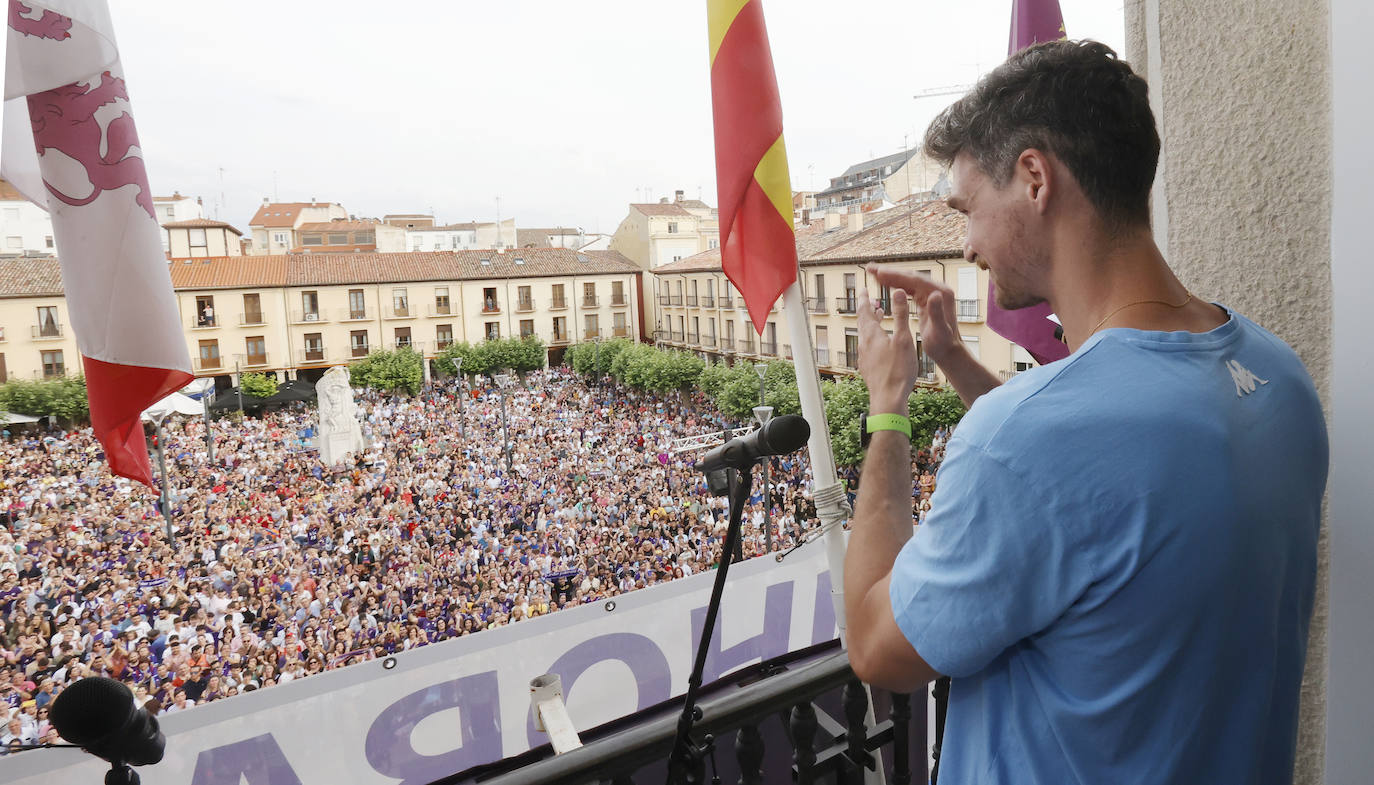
[695,415,810,474]
[49,677,165,767]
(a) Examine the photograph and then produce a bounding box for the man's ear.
[1017,148,1054,214]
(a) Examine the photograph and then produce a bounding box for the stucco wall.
[1127,2,1332,783]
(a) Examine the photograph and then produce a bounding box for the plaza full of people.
[0,367,949,753]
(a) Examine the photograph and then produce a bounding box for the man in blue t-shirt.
[845,40,1328,785]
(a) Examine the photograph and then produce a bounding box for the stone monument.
[316,366,364,465]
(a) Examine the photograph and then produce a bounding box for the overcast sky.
[110,0,1124,236]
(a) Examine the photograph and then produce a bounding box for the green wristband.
[865,413,911,439]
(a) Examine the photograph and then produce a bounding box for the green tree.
[0,376,89,424]
[433,342,474,378]
[239,371,278,399]
[349,346,424,395]
[821,375,870,468]
[907,386,966,448]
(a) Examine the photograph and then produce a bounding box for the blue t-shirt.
[890,309,1327,784]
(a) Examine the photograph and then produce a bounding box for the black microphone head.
[50,677,165,766]
[758,415,810,455]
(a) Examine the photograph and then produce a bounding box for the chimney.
[847,212,864,233]
[823,212,842,231]
[675,190,684,202]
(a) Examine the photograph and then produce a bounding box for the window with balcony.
[583,282,597,308]
[242,293,263,325]
[302,290,320,321]
[551,284,566,310]
[244,336,267,366]
[612,280,625,305]
[613,312,628,337]
[584,314,600,340]
[394,326,412,349]
[392,288,410,317]
[350,330,369,357]
[41,349,64,378]
[349,289,366,319]
[304,332,324,362]
[197,340,219,371]
[956,266,980,322]
[483,287,499,313]
[485,322,500,341]
[552,316,568,343]
[436,324,453,349]
[434,287,450,315]
[517,285,533,311]
[839,273,858,314]
[195,296,216,327]
[844,330,859,369]
[36,306,60,337]
[519,319,535,338]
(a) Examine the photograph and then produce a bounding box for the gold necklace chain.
[1087,292,1194,337]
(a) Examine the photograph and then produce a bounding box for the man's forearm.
[845,431,916,625]
[933,343,1003,407]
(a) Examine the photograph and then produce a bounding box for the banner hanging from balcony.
[986,0,1072,365]
[1,0,192,486]
[707,0,798,336]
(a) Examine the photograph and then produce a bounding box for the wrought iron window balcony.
[428,303,452,317]
[658,295,672,306]
[612,326,630,337]
[719,295,735,309]
[611,295,628,306]
[815,347,831,366]
[686,295,699,307]
[672,330,685,342]
[701,295,715,308]
[737,338,756,354]
[550,298,569,311]
[836,297,858,315]
[292,310,328,324]
[686,332,699,344]
[515,299,535,313]
[32,323,65,339]
[671,295,684,306]
[956,298,981,322]
[719,337,735,352]
[300,346,327,363]
[761,341,778,356]
[583,296,600,308]
[807,296,828,314]
[701,334,717,347]
[239,312,266,326]
[835,351,859,369]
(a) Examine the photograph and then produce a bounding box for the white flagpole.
[778,280,852,640]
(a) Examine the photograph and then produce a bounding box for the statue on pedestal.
[316,366,364,465]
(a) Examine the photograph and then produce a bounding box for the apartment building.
[0,249,644,386]
[293,219,405,253]
[649,201,1036,384]
[812,149,948,217]
[248,199,348,254]
[164,219,244,259]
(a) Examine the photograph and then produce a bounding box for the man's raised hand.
[866,263,961,365]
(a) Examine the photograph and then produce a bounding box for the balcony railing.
[737,337,756,354]
[350,344,370,358]
[956,298,981,322]
[611,295,628,307]
[807,296,828,314]
[549,298,569,311]
[672,330,685,342]
[31,324,64,339]
[428,303,453,317]
[670,295,684,306]
[301,346,327,363]
[815,347,831,366]
[701,334,717,347]
[192,314,217,329]
[612,326,630,338]
[480,301,500,314]
[836,296,858,315]
[551,332,571,345]
[835,350,858,369]
[686,295,699,307]
[197,356,221,371]
[516,299,535,312]
[719,337,735,352]
[761,341,778,356]
[654,329,670,342]
[475,647,921,785]
[584,329,602,340]
[783,343,793,359]
[292,310,327,324]
[583,295,600,308]
[701,295,715,308]
[436,338,454,350]
[240,312,266,326]
[342,309,369,321]
[658,295,672,306]
[686,331,699,344]
[241,353,269,368]
[385,305,415,319]
[719,294,735,309]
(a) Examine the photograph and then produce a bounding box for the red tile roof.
[631,203,694,218]
[249,202,337,228]
[0,257,63,298]
[0,179,31,202]
[162,218,243,235]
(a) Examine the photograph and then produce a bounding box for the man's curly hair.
[924,40,1159,229]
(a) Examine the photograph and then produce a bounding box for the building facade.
[649,201,1031,383]
[0,249,644,386]
[248,200,348,254]
[164,219,244,259]
[812,150,948,217]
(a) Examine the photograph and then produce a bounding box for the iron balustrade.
[807,296,828,313]
[815,348,831,366]
[836,296,858,315]
[956,299,980,322]
[466,648,922,785]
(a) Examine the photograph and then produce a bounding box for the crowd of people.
[0,367,948,753]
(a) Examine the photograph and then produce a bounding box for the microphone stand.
[665,461,755,785]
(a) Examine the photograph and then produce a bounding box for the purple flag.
[986,0,1070,365]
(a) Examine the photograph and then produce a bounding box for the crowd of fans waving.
[0,367,949,753]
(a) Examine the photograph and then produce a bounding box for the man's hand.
[857,287,918,415]
[867,263,962,365]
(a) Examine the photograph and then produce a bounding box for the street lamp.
[453,356,465,440]
[494,372,514,473]
[753,404,774,553]
[147,410,175,543]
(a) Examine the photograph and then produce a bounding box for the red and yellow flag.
[708,0,798,335]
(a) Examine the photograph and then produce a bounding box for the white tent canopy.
[141,392,204,422]
[0,410,40,424]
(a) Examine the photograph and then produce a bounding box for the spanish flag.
[708,0,797,335]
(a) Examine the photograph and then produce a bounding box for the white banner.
[0,543,838,785]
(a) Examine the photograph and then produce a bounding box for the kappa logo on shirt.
[1227,359,1269,397]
